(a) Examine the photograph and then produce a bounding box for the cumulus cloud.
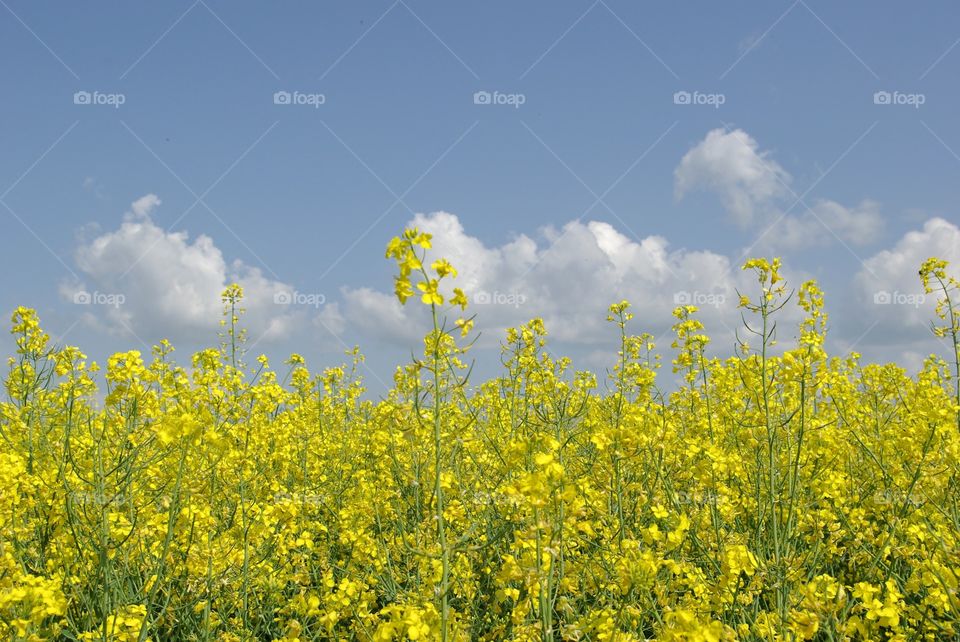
[778,199,885,248]
[675,128,883,249]
[60,197,953,385]
[63,194,302,347]
[853,217,960,329]
[337,211,799,357]
[675,128,790,225]
[821,216,960,373]
[129,193,161,218]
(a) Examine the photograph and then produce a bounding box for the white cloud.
[61,197,952,384]
[675,128,789,225]
[830,217,960,373]
[338,211,799,356]
[854,217,960,329]
[778,199,884,248]
[64,194,301,347]
[335,214,957,379]
[129,193,161,218]
[675,128,883,249]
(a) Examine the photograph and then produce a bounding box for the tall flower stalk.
[386,228,471,641]
[920,258,960,431]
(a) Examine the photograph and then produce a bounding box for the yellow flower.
[451,288,468,310]
[431,258,457,279]
[6,229,960,642]
[400,252,422,276]
[394,277,414,304]
[455,317,473,336]
[413,232,432,249]
[534,452,554,466]
[385,236,404,259]
[417,279,444,306]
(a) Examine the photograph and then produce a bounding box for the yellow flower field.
[2,229,959,641]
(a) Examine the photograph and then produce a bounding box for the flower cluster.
[0,238,959,640]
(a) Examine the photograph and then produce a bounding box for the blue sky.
[2,1,959,390]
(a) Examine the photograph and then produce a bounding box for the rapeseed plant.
[0,231,959,640]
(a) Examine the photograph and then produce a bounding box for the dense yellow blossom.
[1,234,959,640]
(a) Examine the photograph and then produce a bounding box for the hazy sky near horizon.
[2,1,959,390]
